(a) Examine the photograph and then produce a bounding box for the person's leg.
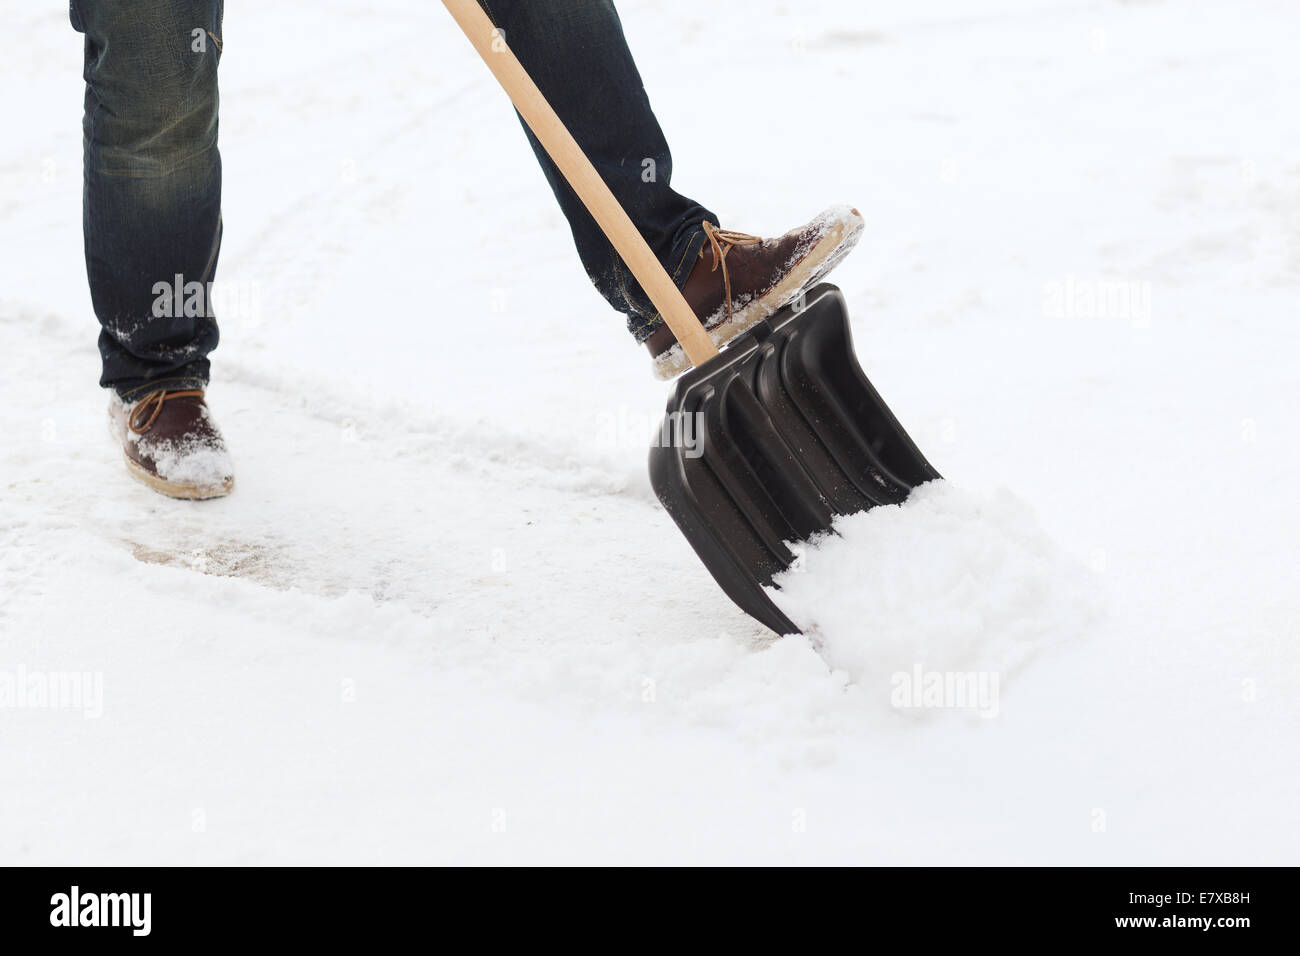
[477,0,716,344]
[71,0,224,401]
[72,1,234,499]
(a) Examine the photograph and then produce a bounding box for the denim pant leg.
[70,1,225,399]
[478,0,716,343]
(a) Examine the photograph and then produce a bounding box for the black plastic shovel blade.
[648,283,941,635]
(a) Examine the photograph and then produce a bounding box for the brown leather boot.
[108,389,235,499]
[644,205,865,379]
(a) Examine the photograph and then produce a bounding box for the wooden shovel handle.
[442,0,718,368]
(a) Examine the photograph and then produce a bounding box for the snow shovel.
[444,0,940,635]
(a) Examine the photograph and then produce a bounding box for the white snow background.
[1,0,1296,864]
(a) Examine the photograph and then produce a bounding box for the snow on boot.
[645,205,865,379]
[109,389,235,500]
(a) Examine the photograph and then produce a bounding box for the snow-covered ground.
[2,0,1297,864]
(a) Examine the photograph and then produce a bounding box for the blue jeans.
[72,0,715,397]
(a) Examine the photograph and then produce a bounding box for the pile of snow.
[772,482,1098,717]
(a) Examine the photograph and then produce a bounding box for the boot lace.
[702,220,762,323]
[128,389,205,435]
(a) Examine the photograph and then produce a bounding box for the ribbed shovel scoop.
[649,283,941,635]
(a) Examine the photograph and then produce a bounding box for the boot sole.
[122,453,235,500]
[652,209,866,381]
